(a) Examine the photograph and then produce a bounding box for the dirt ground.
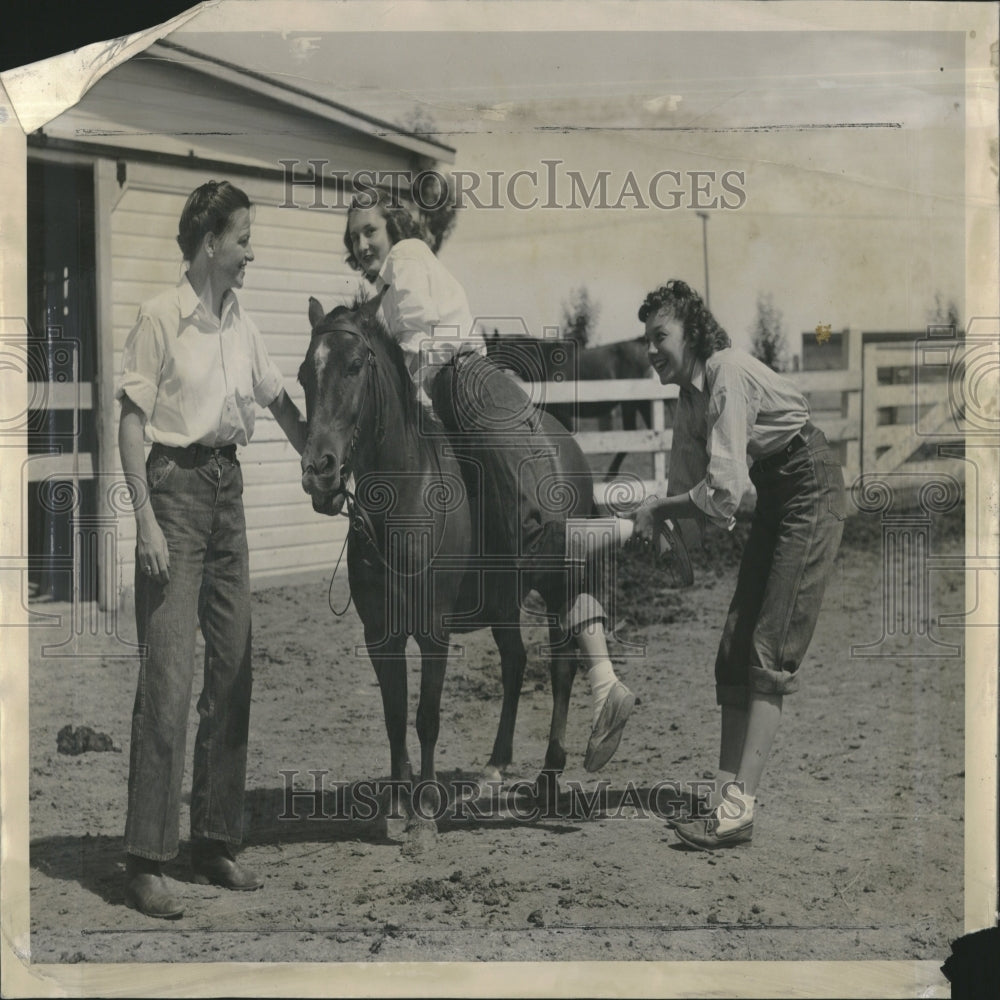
[24,508,966,970]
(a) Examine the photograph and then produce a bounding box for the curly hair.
[176,181,251,262]
[342,189,425,272]
[637,279,731,361]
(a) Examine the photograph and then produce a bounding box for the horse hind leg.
[537,621,576,808]
[605,402,637,481]
[605,452,627,481]
[485,622,527,778]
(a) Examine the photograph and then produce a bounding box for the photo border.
[1,2,996,996]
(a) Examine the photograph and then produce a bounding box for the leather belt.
[754,422,814,471]
[151,442,237,466]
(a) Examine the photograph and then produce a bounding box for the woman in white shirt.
[117,181,306,918]
[342,191,635,775]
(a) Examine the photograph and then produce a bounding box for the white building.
[26,39,454,608]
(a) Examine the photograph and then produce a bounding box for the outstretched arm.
[632,493,701,542]
[268,388,309,455]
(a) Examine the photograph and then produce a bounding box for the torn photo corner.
[0,3,206,134]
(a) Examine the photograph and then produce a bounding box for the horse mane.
[330,295,440,431]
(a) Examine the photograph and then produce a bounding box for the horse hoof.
[400,817,439,857]
[456,768,503,804]
[533,770,561,812]
[375,813,408,842]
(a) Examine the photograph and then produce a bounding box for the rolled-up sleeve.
[246,314,284,407]
[667,391,705,499]
[688,366,756,529]
[115,311,162,418]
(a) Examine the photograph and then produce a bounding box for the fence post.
[844,326,863,484]
[860,336,879,478]
[652,398,666,490]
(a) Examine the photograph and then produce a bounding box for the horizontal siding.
[109,163,359,595]
[249,541,345,581]
[110,228,356,275]
[114,204,350,242]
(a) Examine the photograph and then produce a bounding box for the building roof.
[150,40,456,164]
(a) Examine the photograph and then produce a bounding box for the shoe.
[673,812,754,851]
[191,841,262,891]
[663,793,712,829]
[124,867,184,919]
[584,681,635,772]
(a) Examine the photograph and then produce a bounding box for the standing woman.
[343,190,635,772]
[632,280,845,850]
[117,181,306,917]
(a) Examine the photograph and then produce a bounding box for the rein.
[314,328,386,615]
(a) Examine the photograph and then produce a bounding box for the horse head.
[298,296,384,516]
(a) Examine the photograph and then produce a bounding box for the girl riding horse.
[341,190,634,772]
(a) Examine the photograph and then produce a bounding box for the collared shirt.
[115,278,284,448]
[667,348,810,529]
[373,238,483,391]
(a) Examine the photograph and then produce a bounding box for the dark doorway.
[27,159,98,601]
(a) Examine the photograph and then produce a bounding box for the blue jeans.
[715,423,845,705]
[124,444,252,860]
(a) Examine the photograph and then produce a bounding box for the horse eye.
[348,358,364,375]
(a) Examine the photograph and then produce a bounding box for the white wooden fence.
[525,330,967,509]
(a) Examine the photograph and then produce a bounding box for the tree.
[927,292,962,335]
[561,286,600,347]
[396,106,459,255]
[750,293,788,372]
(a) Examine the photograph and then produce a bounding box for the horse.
[298,296,605,837]
[483,330,653,479]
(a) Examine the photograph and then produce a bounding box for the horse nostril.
[316,453,336,477]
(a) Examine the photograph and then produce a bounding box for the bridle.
[307,316,452,615]
[340,341,385,479]
[306,323,388,589]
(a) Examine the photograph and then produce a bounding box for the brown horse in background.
[483,331,652,479]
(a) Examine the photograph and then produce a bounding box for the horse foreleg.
[369,634,412,785]
[409,636,448,842]
[486,623,527,776]
[413,637,448,788]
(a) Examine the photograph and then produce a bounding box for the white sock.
[715,786,755,833]
[712,771,738,809]
[585,659,618,725]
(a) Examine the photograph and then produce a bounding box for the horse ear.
[359,286,387,317]
[308,296,326,331]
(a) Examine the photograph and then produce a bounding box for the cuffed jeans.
[124,444,252,860]
[715,423,845,706]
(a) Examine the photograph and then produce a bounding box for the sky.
[172,21,968,353]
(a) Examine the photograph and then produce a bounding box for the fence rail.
[522,335,966,508]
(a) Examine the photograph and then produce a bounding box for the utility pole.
[696,211,710,309]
